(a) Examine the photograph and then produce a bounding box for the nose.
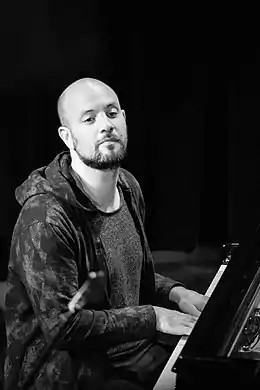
[98,112,114,133]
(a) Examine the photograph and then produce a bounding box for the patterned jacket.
[4,151,180,390]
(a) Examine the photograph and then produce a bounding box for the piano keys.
[170,231,260,389]
[153,243,233,390]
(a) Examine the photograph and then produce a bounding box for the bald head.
[57,78,120,128]
[57,77,128,171]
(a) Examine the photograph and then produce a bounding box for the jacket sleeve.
[141,245,184,308]
[16,221,156,349]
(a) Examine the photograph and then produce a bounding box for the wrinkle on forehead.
[57,78,119,126]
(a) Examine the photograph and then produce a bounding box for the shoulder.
[16,193,73,235]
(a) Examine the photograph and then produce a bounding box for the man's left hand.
[169,286,209,317]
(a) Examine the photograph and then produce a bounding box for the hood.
[15,151,131,212]
[15,151,94,210]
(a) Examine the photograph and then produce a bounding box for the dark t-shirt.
[70,169,178,373]
[90,186,153,366]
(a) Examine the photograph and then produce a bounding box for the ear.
[121,109,126,119]
[58,126,73,149]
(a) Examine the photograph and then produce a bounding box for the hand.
[153,306,197,336]
[169,286,209,317]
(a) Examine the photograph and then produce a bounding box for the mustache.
[97,136,122,146]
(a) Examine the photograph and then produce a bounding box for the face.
[62,81,128,170]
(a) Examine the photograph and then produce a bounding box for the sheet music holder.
[173,228,260,389]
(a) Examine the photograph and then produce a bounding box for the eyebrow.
[80,109,95,119]
[106,102,119,109]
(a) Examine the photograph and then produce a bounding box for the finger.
[182,302,201,317]
[162,326,193,336]
[182,326,193,335]
[196,296,209,311]
[173,325,194,336]
[187,314,198,323]
[182,316,198,328]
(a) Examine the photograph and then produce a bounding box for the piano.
[154,234,260,389]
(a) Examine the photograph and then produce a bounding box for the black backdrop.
[0,2,259,279]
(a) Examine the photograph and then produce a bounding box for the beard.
[73,137,128,171]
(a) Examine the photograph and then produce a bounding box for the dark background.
[0,3,259,279]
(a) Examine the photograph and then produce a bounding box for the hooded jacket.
[4,151,181,390]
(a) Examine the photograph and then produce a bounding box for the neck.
[70,150,119,210]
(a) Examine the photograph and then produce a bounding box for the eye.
[83,116,95,124]
[107,109,118,118]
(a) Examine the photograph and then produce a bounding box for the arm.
[154,272,184,308]
[140,245,184,308]
[16,221,156,349]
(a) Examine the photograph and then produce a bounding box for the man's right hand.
[153,306,198,336]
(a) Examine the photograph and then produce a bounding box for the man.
[4,78,208,390]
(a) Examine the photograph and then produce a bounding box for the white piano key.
[153,261,228,390]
